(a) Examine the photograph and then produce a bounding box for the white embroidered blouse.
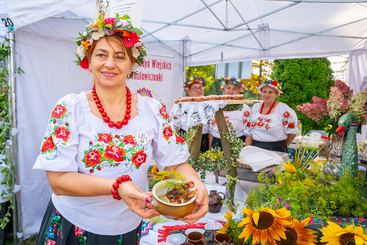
[209,104,251,139]
[33,91,189,235]
[245,102,298,142]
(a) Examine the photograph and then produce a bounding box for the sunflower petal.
[253,212,260,226]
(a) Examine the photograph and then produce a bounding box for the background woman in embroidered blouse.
[244,79,298,152]
[209,77,251,149]
[33,15,208,245]
[171,76,210,153]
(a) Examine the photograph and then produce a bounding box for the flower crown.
[220,77,245,89]
[185,76,205,91]
[257,79,283,94]
[75,14,147,69]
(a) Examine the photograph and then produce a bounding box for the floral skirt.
[37,200,142,245]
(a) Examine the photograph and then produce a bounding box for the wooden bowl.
[152,180,197,219]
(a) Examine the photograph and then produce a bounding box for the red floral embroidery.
[257,122,264,127]
[74,226,84,236]
[46,239,56,245]
[246,122,251,127]
[243,119,247,124]
[123,135,136,145]
[288,122,295,129]
[271,80,278,86]
[251,122,257,127]
[159,105,170,119]
[258,117,263,122]
[54,126,70,142]
[84,149,102,168]
[51,105,67,118]
[132,150,147,167]
[104,145,125,162]
[283,121,288,126]
[283,111,290,118]
[163,126,173,140]
[244,111,250,117]
[41,136,56,152]
[175,134,185,144]
[98,133,112,143]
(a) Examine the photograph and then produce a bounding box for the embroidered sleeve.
[152,102,190,169]
[281,104,299,135]
[242,104,252,136]
[33,95,79,172]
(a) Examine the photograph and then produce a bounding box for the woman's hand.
[118,181,160,219]
[180,183,209,224]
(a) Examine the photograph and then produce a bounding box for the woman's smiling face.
[89,36,133,88]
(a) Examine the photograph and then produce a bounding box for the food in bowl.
[160,181,196,204]
[152,180,197,219]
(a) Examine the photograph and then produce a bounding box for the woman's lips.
[101,72,118,78]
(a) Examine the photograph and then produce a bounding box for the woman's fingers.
[134,207,160,219]
[181,202,208,223]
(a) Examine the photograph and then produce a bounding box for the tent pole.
[6,32,21,244]
[182,39,186,96]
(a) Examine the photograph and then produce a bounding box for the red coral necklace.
[260,101,276,115]
[92,85,132,129]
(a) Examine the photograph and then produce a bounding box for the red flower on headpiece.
[123,32,140,48]
[104,18,115,26]
[271,80,278,86]
[115,29,131,37]
[80,57,89,69]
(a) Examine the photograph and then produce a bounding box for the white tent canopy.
[1,0,367,238]
[2,0,367,66]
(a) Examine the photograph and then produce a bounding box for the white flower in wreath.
[116,20,128,27]
[91,29,105,40]
[76,45,85,59]
[132,45,140,59]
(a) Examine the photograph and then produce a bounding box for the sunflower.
[320,221,367,245]
[238,207,291,245]
[269,218,317,245]
[217,210,233,234]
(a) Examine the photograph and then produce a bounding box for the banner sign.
[127,55,183,109]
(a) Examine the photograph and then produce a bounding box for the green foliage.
[328,173,367,217]
[246,163,367,220]
[271,58,334,133]
[192,148,226,179]
[223,124,243,211]
[185,65,216,95]
[0,39,22,230]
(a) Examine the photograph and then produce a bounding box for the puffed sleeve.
[150,100,190,169]
[242,104,252,136]
[280,103,299,135]
[33,94,79,172]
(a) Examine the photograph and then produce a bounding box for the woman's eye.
[96,54,106,57]
[116,55,124,59]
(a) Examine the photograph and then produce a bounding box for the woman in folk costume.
[171,76,210,152]
[209,77,251,149]
[245,79,298,152]
[34,14,208,245]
